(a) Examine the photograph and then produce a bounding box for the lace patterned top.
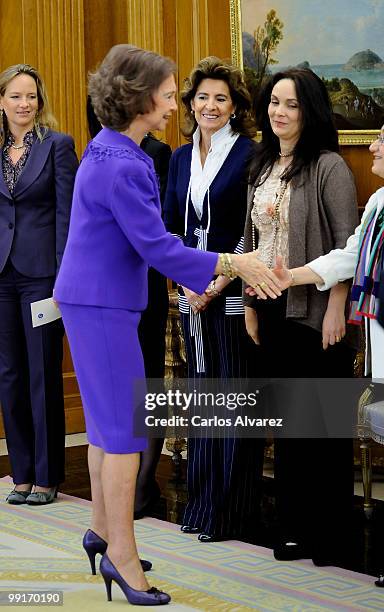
[2,130,34,194]
[251,162,290,267]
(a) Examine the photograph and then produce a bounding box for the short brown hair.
[181,56,256,139]
[0,63,57,146]
[89,44,176,132]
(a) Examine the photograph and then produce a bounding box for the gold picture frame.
[229,0,381,145]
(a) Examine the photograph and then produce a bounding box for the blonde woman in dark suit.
[0,64,78,505]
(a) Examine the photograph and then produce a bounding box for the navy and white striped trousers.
[180,299,264,538]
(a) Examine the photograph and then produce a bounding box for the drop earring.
[0,109,4,142]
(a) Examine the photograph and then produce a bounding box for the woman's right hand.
[231,252,283,299]
[272,255,294,288]
[245,306,260,345]
[245,255,293,297]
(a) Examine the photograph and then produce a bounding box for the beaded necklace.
[252,179,288,268]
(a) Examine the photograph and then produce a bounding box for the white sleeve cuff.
[307,250,357,291]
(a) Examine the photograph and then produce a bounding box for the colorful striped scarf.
[349,207,384,325]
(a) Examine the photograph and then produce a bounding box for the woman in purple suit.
[55,45,282,606]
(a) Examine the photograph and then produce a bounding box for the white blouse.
[251,162,290,268]
[190,122,239,220]
[308,187,384,379]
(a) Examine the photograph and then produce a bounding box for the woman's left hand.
[322,282,349,349]
[182,287,212,314]
[322,307,346,350]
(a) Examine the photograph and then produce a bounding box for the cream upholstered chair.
[357,384,384,518]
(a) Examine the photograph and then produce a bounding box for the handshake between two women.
[185,253,295,316]
[246,255,316,300]
[243,254,297,299]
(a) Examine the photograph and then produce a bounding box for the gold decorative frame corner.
[337,130,379,146]
[229,0,243,70]
[229,0,380,145]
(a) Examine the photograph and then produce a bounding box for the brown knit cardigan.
[243,151,361,350]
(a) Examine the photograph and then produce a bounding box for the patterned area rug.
[0,477,382,611]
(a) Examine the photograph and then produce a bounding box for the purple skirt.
[60,303,148,453]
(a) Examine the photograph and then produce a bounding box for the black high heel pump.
[82,529,152,574]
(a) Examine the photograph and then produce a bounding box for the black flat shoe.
[312,557,340,567]
[25,488,57,505]
[375,575,384,588]
[180,525,200,534]
[6,488,32,505]
[198,532,223,543]
[274,541,311,561]
[312,550,347,567]
[312,540,354,568]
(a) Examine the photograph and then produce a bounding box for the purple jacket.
[55,128,217,309]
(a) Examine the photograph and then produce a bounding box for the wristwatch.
[206,279,221,297]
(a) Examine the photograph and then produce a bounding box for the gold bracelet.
[219,253,237,280]
[289,269,295,285]
[207,280,221,296]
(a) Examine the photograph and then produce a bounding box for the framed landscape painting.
[230,0,384,144]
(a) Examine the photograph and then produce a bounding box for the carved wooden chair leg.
[360,439,374,519]
[166,437,186,483]
[164,437,187,524]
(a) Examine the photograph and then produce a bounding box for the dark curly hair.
[181,56,256,140]
[88,44,176,131]
[249,67,339,184]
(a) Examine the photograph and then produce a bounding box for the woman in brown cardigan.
[244,68,360,567]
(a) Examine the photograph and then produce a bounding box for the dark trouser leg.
[21,301,65,486]
[138,269,168,381]
[213,308,264,538]
[135,269,168,513]
[0,298,35,484]
[182,303,264,536]
[256,296,355,556]
[134,438,163,513]
[0,264,65,487]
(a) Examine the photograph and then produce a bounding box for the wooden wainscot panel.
[341,144,383,212]
[0,1,24,66]
[0,0,88,157]
[62,337,85,433]
[23,0,88,157]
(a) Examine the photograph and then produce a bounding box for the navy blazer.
[163,135,253,297]
[141,134,171,206]
[164,136,252,252]
[0,129,78,278]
